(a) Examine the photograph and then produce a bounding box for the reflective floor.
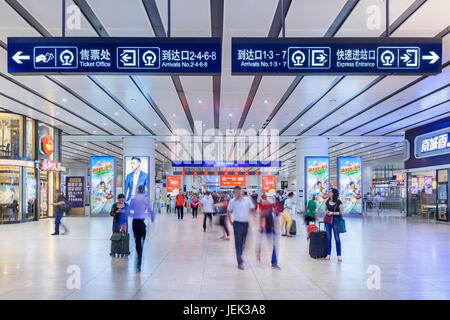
[0,213,449,300]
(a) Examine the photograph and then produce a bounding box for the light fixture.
[62,98,67,102]
[114,112,119,116]
[153,123,157,126]
[228,113,232,117]
[251,124,255,127]
[300,123,304,127]
[198,99,203,104]
[264,99,268,104]
[138,130,142,134]
[103,122,106,126]
[172,113,176,117]
[93,130,97,133]
[130,98,136,102]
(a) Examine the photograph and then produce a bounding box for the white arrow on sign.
[422,51,439,64]
[12,51,30,64]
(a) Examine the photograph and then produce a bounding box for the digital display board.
[171,160,281,167]
[220,175,246,187]
[232,37,442,75]
[337,157,362,214]
[66,176,84,208]
[415,128,450,159]
[305,157,330,213]
[8,37,221,75]
[124,156,149,203]
[167,176,181,196]
[262,176,276,196]
[90,156,115,215]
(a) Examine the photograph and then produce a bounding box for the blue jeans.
[54,212,68,234]
[325,218,341,256]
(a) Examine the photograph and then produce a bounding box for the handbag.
[337,214,347,233]
[324,202,336,225]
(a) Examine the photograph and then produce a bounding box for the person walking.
[176,192,186,220]
[110,194,129,234]
[50,189,69,235]
[216,193,230,240]
[281,192,294,237]
[256,194,280,269]
[165,195,171,214]
[227,186,255,270]
[324,188,343,262]
[191,194,199,218]
[200,191,214,232]
[129,185,154,272]
[305,196,317,225]
[170,195,176,214]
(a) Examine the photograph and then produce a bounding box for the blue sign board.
[8,37,221,75]
[232,38,442,75]
[171,161,282,167]
[415,128,450,159]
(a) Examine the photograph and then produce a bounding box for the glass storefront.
[0,112,62,223]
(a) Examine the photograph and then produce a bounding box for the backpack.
[62,196,72,213]
[275,197,285,213]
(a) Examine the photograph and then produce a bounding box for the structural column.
[122,136,156,201]
[295,136,329,213]
[363,163,373,195]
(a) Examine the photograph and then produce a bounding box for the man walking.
[50,189,69,235]
[176,192,186,220]
[227,186,255,270]
[200,192,214,232]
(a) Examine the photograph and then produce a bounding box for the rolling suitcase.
[289,219,297,235]
[307,223,318,239]
[110,232,130,257]
[309,222,327,259]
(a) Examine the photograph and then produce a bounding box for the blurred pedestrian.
[50,189,69,236]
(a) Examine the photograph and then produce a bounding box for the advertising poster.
[262,176,276,196]
[411,177,419,194]
[220,175,246,187]
[66,176,85,208]
[424,176,433,195]
[305,157,329,212]
[90,156,115,215]
[167,176,181,196]
[338,157,362,214]
[124,156,150,202]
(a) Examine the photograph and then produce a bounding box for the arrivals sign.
[167,176,181,196]
[262,176,276,196]
[337,157,362,214]
[8,37,221,75]
[232,38,442,75]
[305,157,329,213]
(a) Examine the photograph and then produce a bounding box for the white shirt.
[228,196,255,222]
[132,170,140,197]
[200,195,214,213]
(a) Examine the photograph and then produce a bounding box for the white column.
[296,136,329,213]
[363,163,373,195]
[122,136,156,201]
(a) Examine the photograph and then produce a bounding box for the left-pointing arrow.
[12,51,30,64]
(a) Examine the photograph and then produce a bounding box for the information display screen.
[337,157,362,214]
[90,156,115,215]
[167,176,181,196]
[8,37,221,75]
[305,157,330,213]
[124,156,150,203]
[232,37,442,75]
[66,176,84,208]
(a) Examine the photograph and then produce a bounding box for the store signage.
[337,157,362,214]
[415,128,450,158]
[167,176,181,196]
[231,38,442,75]
[8,37,221,75]
[40,135,54,156]
[171,160,282,167]
[262,176,276,195]
[38,159,61,172]
[220,175,246,187]
[305,157,329,213]
[66,176,85,208]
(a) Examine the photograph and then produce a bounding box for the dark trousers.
[219,215,229,236]
[54,212,68,234]
[176,206,184,220]
[192,207,198,218]
[112,220,120,233]
[203,212,212,231]
[233,221,249,265]
[132,219,146,262]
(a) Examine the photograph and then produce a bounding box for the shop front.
[0,112,62,224]
[405,116,450,222]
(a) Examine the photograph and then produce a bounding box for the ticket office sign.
[232,37,442,75]
[8,37,221,75]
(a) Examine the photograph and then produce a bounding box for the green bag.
[337,215,346,233]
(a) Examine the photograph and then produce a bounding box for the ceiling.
[0,0,448,178]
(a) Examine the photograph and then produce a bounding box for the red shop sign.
[39,159,62,172]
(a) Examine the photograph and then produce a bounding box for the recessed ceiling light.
[203,124,206,127]
[120,143,123,146]
[93,130,96,133]
[228,113,232,117]
[198,99,203,104]
[251,124,255,127]
[114,112,119,116]
[56,112,60,115]
[300,123,304,127]
[172,113,176,117]
[264,99,268,104]
[84,143,87,146]
[62,98,67,102]
[103,122,106,126]
[130,98,136,102]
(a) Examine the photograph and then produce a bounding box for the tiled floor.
[0,213,449,300]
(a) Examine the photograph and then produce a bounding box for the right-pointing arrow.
[422,51,439,64]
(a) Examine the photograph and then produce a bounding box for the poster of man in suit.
[124,156,149,202]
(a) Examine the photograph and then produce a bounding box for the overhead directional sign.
[232,37,442,75]
[171,160,282,167]
[8,37,221,75]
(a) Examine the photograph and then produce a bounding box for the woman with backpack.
[324,188,344,262]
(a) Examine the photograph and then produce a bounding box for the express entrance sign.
[8,37,221,75]
[231,38,442,75]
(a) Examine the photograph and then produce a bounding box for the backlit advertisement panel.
[220,175,246,187]
[262,176,276,196]
[305,157,329,213]
[338,157,362,214]
[424,176,433,195]
[90,156,115,215]
[124,156,149,203]
[167,176,181,196]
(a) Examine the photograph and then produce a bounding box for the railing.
[363,198,406,216]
